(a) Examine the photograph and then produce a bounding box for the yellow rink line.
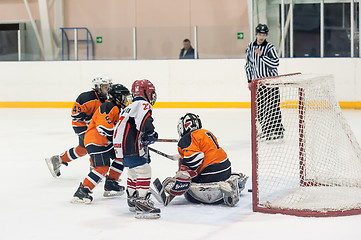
[0,101,361,109]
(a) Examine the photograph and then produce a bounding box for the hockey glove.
[163,171,191,196]
[141,131,158,146]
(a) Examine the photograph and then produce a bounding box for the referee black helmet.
[255,24,269,34]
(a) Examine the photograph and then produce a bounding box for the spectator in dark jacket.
[179,39,198,59]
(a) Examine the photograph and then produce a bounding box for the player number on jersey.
[72,105,81,114]
[113,116,125,139]
[205,132,219,149]
[105,115,111,124]
[143,103,151,111]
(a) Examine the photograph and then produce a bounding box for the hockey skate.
[135,192,161,219]
[71,183,93,204]
[45,155,67,178]
[231,172,249,193]
[220,176,240,207]
[103,176,125,197]
[127,189,137,212]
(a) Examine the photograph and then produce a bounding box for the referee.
[245,24,284,140]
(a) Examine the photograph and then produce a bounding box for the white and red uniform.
[113,97,157,198]
[113,97,155,159]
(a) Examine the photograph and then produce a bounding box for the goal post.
[251,73,361,217]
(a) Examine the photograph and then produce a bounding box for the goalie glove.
[163,171,191,196]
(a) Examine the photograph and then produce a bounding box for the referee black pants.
[256,85,284,135]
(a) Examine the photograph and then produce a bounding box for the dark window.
[293,4,320,57]
[324,3,351,57]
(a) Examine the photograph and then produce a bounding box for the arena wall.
[0,58,360,108]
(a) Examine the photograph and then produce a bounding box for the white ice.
[1,108,361,240]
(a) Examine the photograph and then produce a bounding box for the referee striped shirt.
[245,40,279,83]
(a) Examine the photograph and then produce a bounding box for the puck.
[248,189,252,192]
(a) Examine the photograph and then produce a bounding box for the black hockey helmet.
[108,84,131,107]
[177,113,202,137]
[255,24,269,34]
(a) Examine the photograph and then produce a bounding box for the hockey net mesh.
[252,73,361,216]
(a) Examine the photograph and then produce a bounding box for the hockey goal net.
[251,73,361,217]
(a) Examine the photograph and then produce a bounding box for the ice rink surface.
[1,108,361,240]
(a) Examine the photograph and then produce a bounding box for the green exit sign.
[237,32,244,40]
[96,36,103,43]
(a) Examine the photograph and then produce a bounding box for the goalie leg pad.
[187,179,241,206]
[186,182,224,204]
[221,176,240,207]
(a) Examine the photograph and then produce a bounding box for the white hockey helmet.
[92,74,112,99]
[177,113,202,137]
[92,74,112,90]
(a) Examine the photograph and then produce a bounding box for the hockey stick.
[152,178,176,206]
[148,147,179,161]
[149,187,165,204]
[156,139,178,143]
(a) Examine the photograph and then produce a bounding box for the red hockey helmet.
[131,79,157,105]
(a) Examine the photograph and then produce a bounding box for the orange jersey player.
[178,128,228,176]
[72,84,131,204]
[162,113,248,207]
[45,74,112,178]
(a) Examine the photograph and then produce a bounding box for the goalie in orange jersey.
[162,113,248,207]
[46,74,112,178]
[71,83,132,204]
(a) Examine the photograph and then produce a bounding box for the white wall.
[1,58,360,103]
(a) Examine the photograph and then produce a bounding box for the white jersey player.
[113,79,160,219]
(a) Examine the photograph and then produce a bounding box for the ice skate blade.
[135,211,160,219]
[45,158,60,178]
[103,190,125,197]
[71,197,92,204]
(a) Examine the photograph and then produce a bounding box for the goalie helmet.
[131,79,157,105]
[108,84,131,108]
[177,113,202,137]
[92,74,113,99]
[255,24,269,34]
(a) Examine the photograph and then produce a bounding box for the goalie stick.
[148,147,179,161]
[151,178,175,206]
[156,139,178,143]
[149,187,164,204]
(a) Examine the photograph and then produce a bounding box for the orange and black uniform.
[177,128,231,183]
[82,101,124,190]
[72,90,106,135]
[60,90,106,164]
[177,128,231,204]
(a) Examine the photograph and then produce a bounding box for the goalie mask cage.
[251,73,361,217]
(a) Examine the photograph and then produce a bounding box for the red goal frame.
[250,73,361,217]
